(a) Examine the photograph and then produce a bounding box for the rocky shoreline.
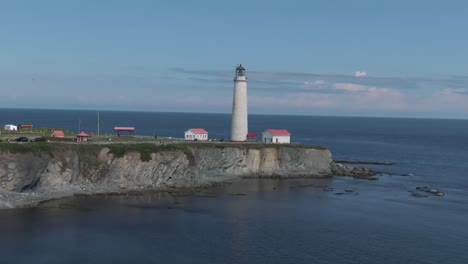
[333,159,394,165]
[331,162,377,179]
[0,168,377,210]
[0,143,381,209]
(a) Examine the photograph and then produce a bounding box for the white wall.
[273,135,290,144]
[231,76,248,141]
[4,125,17,131]
[185,131,208,141]
[262,132,290,144]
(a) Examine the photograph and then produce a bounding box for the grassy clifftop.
[0,142,327,162]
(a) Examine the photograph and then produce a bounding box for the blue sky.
[1,0,467,118]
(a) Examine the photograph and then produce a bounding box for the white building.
[185,128,208,141]
[231,64,248,142]
[262,129,291,144]
[4,124,18,131]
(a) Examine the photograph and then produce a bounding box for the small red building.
[114,127,135,137]
[76,131,91,143]
[262,129,291,144]
[184,128,208,141]
[18,124,33,130]
[52,130,65,138]
[246,132,258,142]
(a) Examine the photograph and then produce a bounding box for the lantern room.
[236,64,245,77]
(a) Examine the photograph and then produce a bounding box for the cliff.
[0,143,332,208]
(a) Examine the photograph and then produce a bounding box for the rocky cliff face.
[0,145,332,208]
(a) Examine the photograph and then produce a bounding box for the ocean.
[0,108,467,263]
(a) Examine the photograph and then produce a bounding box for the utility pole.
[97,111,100,138]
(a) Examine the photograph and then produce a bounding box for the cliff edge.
[0,143,332,208]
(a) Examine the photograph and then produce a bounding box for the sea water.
[0,108,467,263]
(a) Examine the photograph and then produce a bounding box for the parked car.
[31,137,47,142]
[15,137,29,142]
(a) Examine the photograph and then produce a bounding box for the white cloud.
[354,71,367,77]
[440,88,468,95]
[303,80,325,88]
[250,88,406,111]
[333,83,369,92]
[250,82,407,112]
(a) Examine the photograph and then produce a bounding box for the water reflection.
[0,177,466,264]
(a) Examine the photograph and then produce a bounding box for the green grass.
[0,127,76,137]
[106,143,194,162]
[0,141,327,163]
[0,142,55,157]
[90,135,178,143]
[77,144,102,166]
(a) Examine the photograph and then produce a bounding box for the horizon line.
[0,107,466,121]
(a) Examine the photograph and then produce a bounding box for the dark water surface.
[0,109,467,263]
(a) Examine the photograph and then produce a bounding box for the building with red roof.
[184,128,208,141]
[246,132,258,142]
[114,127,135,137]
[51,130,65,138]
[262,129,291,144]
[19,124,33,129]
[76,131,91,143]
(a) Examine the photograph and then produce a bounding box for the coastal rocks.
[333,189,359,196]
[0,145,334,209]
[38,157,79,190]
[0,153,50,192]
[191,147,333,179]
[411,186,445,197]
[333,160,393,166]
[268,147,333,177]
[331,162,376,179]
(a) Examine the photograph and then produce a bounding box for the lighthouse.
[231,64,248,142]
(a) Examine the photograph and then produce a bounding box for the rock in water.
[331,162,376,179]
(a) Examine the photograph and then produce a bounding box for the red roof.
[21,124,33,128]
[77,131,90,137]
[53,130,64,136]
[263,129,291,136]
[247,133,257,137]
[188,128,208,134]
[114,127,135,131]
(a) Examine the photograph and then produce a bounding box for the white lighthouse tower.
[231,64,248,142]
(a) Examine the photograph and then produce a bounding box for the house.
[184,128,208,141]
[4,124,17,131]
[262,129,291,144]
[19,124,33,129]
[246,132,258,142]
[76,131,91,143]
[52,130,65,138]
